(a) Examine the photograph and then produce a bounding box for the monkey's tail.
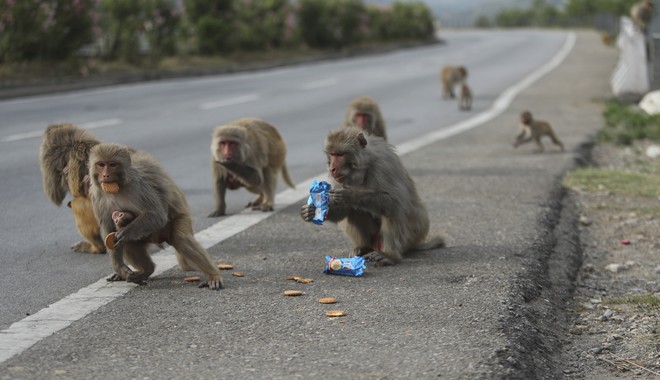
[412,236,446,251]
[281,162,296,189]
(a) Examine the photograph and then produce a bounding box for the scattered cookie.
[184,276,201,282]
[296,278,314,284]
[283,290,303,296]
[101,182,119,193]
[104,232,117,250]
[232,272,245,277]
[325,310,346,317]
[217,263,234,270]
[286,275,300,281]
[319,297,337,304]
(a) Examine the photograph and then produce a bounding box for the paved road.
[0,30,617,378]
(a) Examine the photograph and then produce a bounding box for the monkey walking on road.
[209,118,295,217]
[343,96,388,140]
[458,83,472,111]
[440,65,468,100]
[89,143,223,290]
[513,111,564,153]
[39,123,105,254]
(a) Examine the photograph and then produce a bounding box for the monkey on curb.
[440,65,468,99]
[89,143,223,290]
[300,127,446,266]
[343,96,388,140]
[39,123,105,254]
[513,111,564,153]
[209,118,295,217]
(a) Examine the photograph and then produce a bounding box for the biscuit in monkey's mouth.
[101,182,119,193]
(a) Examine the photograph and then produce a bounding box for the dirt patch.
[561,141,660,378]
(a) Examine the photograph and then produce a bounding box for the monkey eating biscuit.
[101,182,119,193]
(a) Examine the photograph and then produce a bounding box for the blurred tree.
[0,0,95,63]
[184,0,236,54]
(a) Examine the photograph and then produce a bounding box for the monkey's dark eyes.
[109,163,118,168]
[96,162,105,168]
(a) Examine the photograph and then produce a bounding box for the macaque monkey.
[300,127,445,266]
[459,83,472,111]
[89,143,223,290]
[209,118,295,217]
[112,210,134,228]
[631,0,654,34]
[343,96,387,140]
[513,111,564,153]
[440,65,468,99]
[40,123,105,254]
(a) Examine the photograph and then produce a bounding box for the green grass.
[603,294,660,309]
[563,167,660,198]
[599,99,660,145]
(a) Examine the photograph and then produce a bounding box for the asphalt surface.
[0,29,570,333]
[0,30,617,379]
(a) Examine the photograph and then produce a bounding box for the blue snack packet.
[324,256,366,277]
[307,180,331,225]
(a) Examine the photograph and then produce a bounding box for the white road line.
[199,94,260,110]
[80,118,122,130]
[301,78,338,90]
[0,32,575,364]
[0,118,122,143]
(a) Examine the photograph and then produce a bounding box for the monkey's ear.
[357,133,367,149]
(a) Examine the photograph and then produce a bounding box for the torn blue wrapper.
[307,180,331,225]
[324,256,366,277]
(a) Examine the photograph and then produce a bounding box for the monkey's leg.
[209,168,228,217]
[170,219,223,290]
[246,194,263,209]
[342,214,382,259]
[107,246,135,282]
[548,133,564,151]
[533,137,545,153]
[124,242,155,285]
[252,169,276,212]
[70,196,106,253]
[513,135,532,148]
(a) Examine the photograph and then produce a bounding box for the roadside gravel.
[561,141,660,378]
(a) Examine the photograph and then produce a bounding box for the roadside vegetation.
[564,99,660,200]
[476,0,640,29]
[0,0,436,82]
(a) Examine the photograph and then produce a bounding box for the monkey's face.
[327,152,351,183]
[352,112,374,130]
[217,138,241,163]
[93,160,122,185]
[112,210,134,228]
[520,111,532,125]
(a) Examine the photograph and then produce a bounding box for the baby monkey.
[513,111,564,153]
[459,83,472,111]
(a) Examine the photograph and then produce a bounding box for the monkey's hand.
[113,229,127,249]
[220,162,262,188]
[300,204,316,222]
[198,275,223,290]
[106,265,134,282]
[329,188,360,205]
[363,251,395,267]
